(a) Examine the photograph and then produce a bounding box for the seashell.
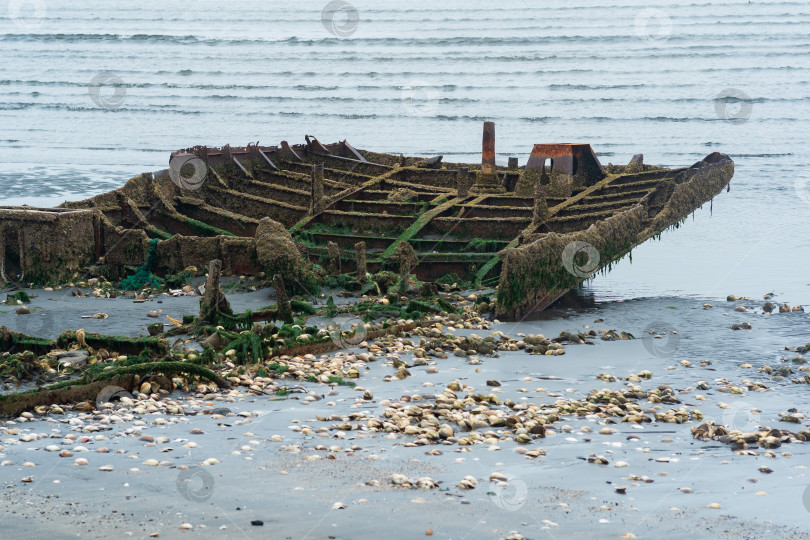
[525,448,546,458]
[98,465,114,472]
[416,477,438,489]
[390,473,410,485]
[456,475,477,489]
[587,454,609,465]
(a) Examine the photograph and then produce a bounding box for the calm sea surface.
[1,0,809,306]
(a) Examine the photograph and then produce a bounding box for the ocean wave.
[4,32,808,47]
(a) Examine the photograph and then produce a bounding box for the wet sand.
[1,290,809,539]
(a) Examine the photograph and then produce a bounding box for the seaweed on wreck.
[90,359,228,388]
[4,291,31,305]
[306,374,356,388]
[195,320,328,359]
[346,300,407,322]
[164,268,196,289]
[371,271,398,293]
[324,273,362,292]
[325,296,338,318]
[0,326,55,355]
[205,309,255,332]
[461,238,502,253]
[0,346,229,417]
[495,161,734,318]
[267,362,290,375]
[120,239,162,291]
[435,273,474,290]
[56,330,169,356]
[218,330,268,365]
[379,196,461,261]
[290,300,316,315]
[276,322,320,340]
[0,351,53,381]
[0,306,440,417]
[346,294,457,322]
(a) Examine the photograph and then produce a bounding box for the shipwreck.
[0,122,734,320]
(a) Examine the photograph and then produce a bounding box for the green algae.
[119,239,161,291]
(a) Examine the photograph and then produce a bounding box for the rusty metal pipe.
[482,121,495,174]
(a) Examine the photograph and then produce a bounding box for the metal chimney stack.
[481,121,496,175]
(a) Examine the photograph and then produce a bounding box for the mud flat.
[1,281,809,539]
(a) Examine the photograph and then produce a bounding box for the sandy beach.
[2,285,809,539]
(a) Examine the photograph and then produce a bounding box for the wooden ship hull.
[0,123,734,320]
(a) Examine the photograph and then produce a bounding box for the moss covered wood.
[495,161,734,319]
